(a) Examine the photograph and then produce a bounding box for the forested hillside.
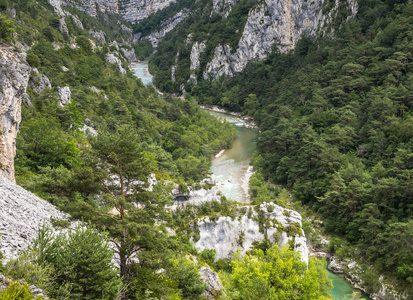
[0,0,335,299]
[186,0,413,295]
[0,0,233,298]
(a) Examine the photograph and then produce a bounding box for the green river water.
[132,62,370,300]
[205,110,371,300]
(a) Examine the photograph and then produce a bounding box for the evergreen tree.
[79,125,173,297]
[33,224,122,299]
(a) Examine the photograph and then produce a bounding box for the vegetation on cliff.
[188,0,413,295]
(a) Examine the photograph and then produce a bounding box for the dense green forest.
[0,0,334,299]
[173,0,413,295]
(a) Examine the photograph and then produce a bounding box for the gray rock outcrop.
[328,258,344,273]
[29,69,52,94]
[89,0,119,17]
[79,124,98,136]
[71,15,84,29]
[199,267,225,300]
[106,52,127,74]
[59,17,68,33]
[196,202,308,264]
[141,9,190,47]
[6,8,16,19]
[171,178,222,209]
[57,86,71,106]
[0,274,46,298]
[120,0,177,23]
[89,30,106,44]
[120,47,136,63]
[47,0,66,16]
[202,0,358,79]
[0,47,31,182]
[189,42,206,84]
[212,0,237,17]
[0,176,68,258]
[47,0,176,23]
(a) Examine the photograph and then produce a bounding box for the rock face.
[59,17,69,33]
[48,0,176,23]
[212,0,237,17]
[199,267,226,300]
[196,202,308,264]
[89,30,106,44]
[141,9,190,47]
[29,69,52,94]
[106,52,127,74]
[0,47,31,182]
[86,0,119,17]
[57,86,71,106]
[203,0,358,79]
[0,274,46,297]
[120,47,136,63]
[0,176,68,258]
[172,178,222,209]
[119,0,177,23]
[189,42,206,84]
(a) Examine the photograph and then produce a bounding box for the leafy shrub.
[167,257,207,300]
[199,249,216,265]
[42,27,54,42]
[26,53,40,68]
[0,16,14,42]
[0,281,44,299]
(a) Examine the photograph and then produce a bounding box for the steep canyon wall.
[0,47,31,182]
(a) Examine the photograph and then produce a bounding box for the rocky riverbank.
[309,245,407,300]
[200,106,259,129]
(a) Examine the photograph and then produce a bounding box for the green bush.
[26,53,40,68]
[4,252,55,292]
[0,281,44,300]
[33,225,122,300]
[42,27,54,42]
[199,249,216,265]
[0,16,14,42]
[167,257,207,300]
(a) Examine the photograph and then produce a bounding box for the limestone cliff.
[120,0,177,23]
[212,0,237,17]
[140,9,190,47]
[0,47,31,182]
[203,0,358,79]
[196,202,309,264]
[48,0,176,23]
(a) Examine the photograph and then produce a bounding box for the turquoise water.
[131,61,153,85]
[326,267,371,300]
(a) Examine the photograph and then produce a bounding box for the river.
[207,110,258,202]
[131,61,153,86]
[132,61,371,300]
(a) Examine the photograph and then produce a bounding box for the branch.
[94,211,118,222]
[110,239,121,253]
